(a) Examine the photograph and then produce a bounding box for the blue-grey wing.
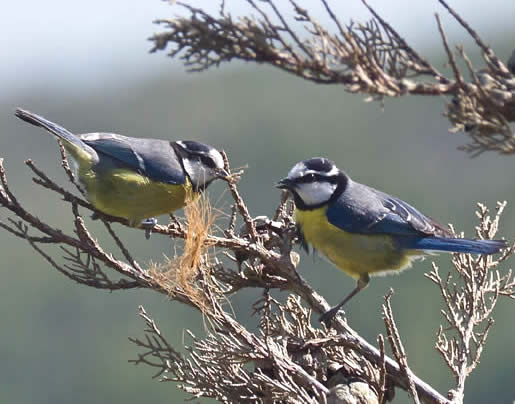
[372,191,450,236]
[326,182,450,237]
[79,133,186,185]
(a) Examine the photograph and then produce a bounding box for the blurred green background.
[1,1,515,403]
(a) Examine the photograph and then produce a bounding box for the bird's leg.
[319,273,370,324]
[140,218,158,239]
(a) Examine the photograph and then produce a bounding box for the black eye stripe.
[199,154,217,168]
[295,173,337,184]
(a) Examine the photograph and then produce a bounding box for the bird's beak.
[275,178,294,190]
[216,168,230,179]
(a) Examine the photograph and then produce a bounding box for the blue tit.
[15,108,228,231]
[277,157,506,323]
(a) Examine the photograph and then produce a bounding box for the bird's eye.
[306,173,316,181]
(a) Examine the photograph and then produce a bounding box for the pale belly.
[80,168,194,226]
[295,207,421,278]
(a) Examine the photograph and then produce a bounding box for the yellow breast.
[80,168,196,226]
[295,206,418,278]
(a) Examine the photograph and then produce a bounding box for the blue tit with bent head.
[15,108,228,233]
[276,158,506,323]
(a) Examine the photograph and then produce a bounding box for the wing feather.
[80,133,186,185]
[326,182,451,237]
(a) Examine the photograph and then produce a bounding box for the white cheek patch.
[208,149,224,170]
[183,158,215,187]
[295,182,337,206]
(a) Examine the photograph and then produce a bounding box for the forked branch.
[150,0,515,155]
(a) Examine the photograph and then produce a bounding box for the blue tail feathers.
[15,108,91,153]
[400,236,506,255]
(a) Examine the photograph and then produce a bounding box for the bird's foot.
[319,306,344,325]
[141,218,158,239]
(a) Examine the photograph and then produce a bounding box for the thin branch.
[151,0,515,155]
[382,291,420,404]
[435,14,463,86]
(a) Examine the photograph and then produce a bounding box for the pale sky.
[2,0,515,96]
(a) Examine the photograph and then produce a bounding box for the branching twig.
[382,291,420,404]
[150,0,515,155]
[425,202,514,403]
[0,149,459,403]
[4,2,515,399]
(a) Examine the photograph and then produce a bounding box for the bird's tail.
[401,237,506,255]
[15,108,97,163]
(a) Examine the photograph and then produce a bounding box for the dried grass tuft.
[150,193,218,313]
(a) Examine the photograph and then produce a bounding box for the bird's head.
[276,157,348,209]
[173,140,228,191]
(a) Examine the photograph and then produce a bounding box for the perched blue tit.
[277,158,506,323]
[15,108,228,230]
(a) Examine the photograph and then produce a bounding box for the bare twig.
[151,0,515,155]
[0,151,455,403]
[4,2,515,399]
[425,202,514,403]
[221,151,257,240]
[382,291,420,404]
